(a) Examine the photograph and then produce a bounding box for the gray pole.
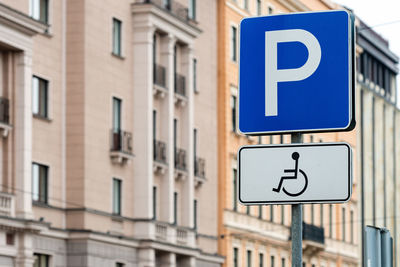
[291,133,303,267]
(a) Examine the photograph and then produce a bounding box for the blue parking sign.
[239,10,355,135]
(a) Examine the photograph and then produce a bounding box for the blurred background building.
[217,0,359,266]
[0,0,222,266]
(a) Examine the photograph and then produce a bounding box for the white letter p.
[265,29,321,116]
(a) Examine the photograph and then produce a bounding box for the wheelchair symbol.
[272,152,308,197]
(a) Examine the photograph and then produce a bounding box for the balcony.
[302,222,325,254]
[0,192,14,217]
[174,73,187,106]
[194,157,206,187]
[153,140,167,174]
[0,97,11,137]
[134,0,197,27]
[153,63,168,98]
[174,148,187,179]
[154,221,195,247]
[110,129,134,164]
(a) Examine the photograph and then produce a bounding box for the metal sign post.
[291,133,302,267]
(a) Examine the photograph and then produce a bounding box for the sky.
[334,0,400,104]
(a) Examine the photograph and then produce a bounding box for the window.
[194,199,198,230]
[163,0,171,10]
[258,205,263,219]
[174,192,178,224]
[113,97,122,132]
[281,205,284,225]
[350,210,354,243]
[257,0,262,16]
[270,205,274,222]
[153,186,157,219]
[153,110,157,142]
[311,204,314,224]
[32,76,48,118]
[113,178,122,215]
[247,250,252,267]
[233,247,239,267]
[329,204,333,238]
[188,0,196,20]
[268,6,273,15]
[280,135,284,144]
[233,168,238,211]
[193,128,197,168]
[342,207,346,241]
[243,0,248,10]
[320,204,324,227]
[259,253,264,267]
[32,163,48,204]
[193,59,198,92]
[30,0,48,23]
[231,26,237,62]
[116,263,124,267]
[34,254,50,267]
[246,206,250,215]
[6,233,14,245]
[271,255,275,267]
[281,258,285,267]
[258,136,262,144]
[112,18,122,56]
[231,95,237,131]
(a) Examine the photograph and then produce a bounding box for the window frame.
[112,18,122,57]
[230,25,238,62]
[33,253,50,267]
[32,162,49,204]
[32,75,49,119]
[29,0,49,24]
[112,178,122,215]
[188,0,196,20]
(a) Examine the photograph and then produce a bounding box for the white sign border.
[238,142,353,205]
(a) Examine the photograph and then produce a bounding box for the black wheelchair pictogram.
[272,152,308,197]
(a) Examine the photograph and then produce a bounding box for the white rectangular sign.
[238,143,352,204]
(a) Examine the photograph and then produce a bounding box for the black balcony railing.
[153,140,167,164]
[0,97,9,124]
[174,148,187,171]
[194,157,205,178]
[174,73,186,97]
[303,222,325,245]
[137,0,195,26]
[111,129,133,155]
[153,63,167,88]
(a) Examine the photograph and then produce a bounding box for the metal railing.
[0,97,9,124]
[194,157,205,178]
[135,0,195,26]
[110,129,133,155]
[174,73,186,97]
[174,148,187,171]
[153,140,167,164]
[153,63,167,88]
[303,222,325,244]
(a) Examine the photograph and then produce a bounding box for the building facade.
[217,0,359,266]
[355,15,400,266]
[0,0,223,266]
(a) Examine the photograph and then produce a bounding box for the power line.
[358,19,400,32]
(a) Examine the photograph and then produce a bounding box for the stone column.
[15,232,34,267]
[160,34,176,223]
[132,24,155,236]
[138,248,155,267]
[181,44,194,228]
[14,52,33,219]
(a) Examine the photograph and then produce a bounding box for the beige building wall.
[0,0,223,266]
